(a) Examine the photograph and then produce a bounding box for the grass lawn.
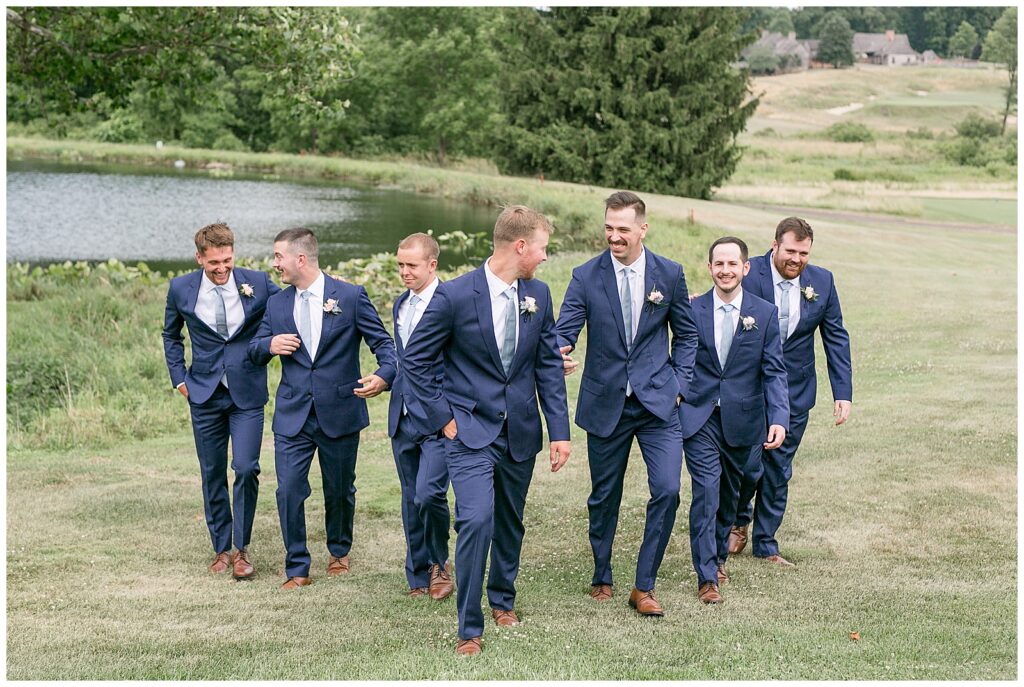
[7,184,1016,677]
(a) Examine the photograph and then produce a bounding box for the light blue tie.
[213,286,229,338]
[778,281,793,343]
[500,288,517,375]
[399,294,421,347]
[620,267,634,350]
[299,290,312,354]
[719,303,735,368]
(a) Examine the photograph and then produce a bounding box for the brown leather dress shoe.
[590,584,613,601]
[429,562,454,601]
[408,587,427,598]
[208,551,231,573]
[231,549,254,580]
[727,525,749,555]
[760,554,795,567]
[281,576,313,590]
[717,565,729,585]
[456,637,482,656]
[492,609,521,626]
[628,588,665,617]
[698,581,722,604]
[327,555,350,576]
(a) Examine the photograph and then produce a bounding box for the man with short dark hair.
[248,227,397,589]
[555,191,698,617]
[389,232,453,600]
[403,206,571,656]
[727,217,853,567]
[163,222,279,579]
[680,236,788,604]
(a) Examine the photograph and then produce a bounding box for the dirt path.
[728,201,1017,234]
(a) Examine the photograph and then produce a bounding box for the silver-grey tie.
[719,303,735,368]
[213,286,229,338]
[299,290,312,354]
[778,281,793,343]
[500,288,517,375]
[620,267,633,350]
[399,294,421,347]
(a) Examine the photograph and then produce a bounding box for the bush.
[954,113,1000,140]
[907,126,934,140]
[93,108,145,143]
[833,168,862,181]
[824,122,874,143]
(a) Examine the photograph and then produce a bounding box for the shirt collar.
[200,270,236,294]
[408,277,440,305]
[300,271,326,300]
[484,259,517,299]
[769,254,797,288]
[712,287,743,313]
[612,247,646,276]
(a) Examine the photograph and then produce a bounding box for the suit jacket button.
[498,411,506,419]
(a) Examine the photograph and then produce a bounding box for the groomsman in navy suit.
[727,217,853,566]
[403,206,571,656]
[555,191,697,617]
[388,233,453,600]
[163,222,279,579]
[681,236,789,604]
[248,228,397,589]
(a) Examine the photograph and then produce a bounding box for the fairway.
[7,193,1016,679]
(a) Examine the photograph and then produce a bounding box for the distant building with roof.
[853,30,919,66]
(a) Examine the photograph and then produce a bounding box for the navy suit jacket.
[163,267,279,408]
[745,251,853,415]
[555,249,698,437]
[402,265,571,462]
[387,288,445,439]
[680,289,789,447]
[248,273,397,439]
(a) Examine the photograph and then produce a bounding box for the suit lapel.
[235,269,253,321]
[186,270,223,338]
[722,294,753,373]
[758,253,775,302]
[697,294,721,374]
[393,290,408,357]
[317,273,338,353]
[599,252,629,351]
[510,279,534,374]
[282,286,312,366]
[473,267,506,374]
[632,251,658,355]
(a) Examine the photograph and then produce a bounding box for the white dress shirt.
[397,277,440,346]
[712,287,744,363]
[293,271,326,361]
[769,255,801,339]
[195,270,244,338]
[484,258,519,358]
[611,247,646,344]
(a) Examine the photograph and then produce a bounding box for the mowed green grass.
[7,199,1016,678]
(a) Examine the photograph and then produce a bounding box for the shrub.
[824,122,874,143]
[833,168,862,181]
[907,126,934,140]
[954,113,1000,140]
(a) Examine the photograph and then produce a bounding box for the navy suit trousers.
[391,416,451,589]
[446,430,535,640]
[274,406,360,578]
[587,395,683,591]
[189,384,263,554]
[734,410,810,557]
[683,408,750,586]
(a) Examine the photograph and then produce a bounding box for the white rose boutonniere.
[646,288,666,309]
[741,315,757,331]
[239,283,254,298]
[323,298,342,315]
[801,286,819,302]
[519,296,538,318]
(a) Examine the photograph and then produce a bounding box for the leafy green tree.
[767,10,794,36]
[982,7,1017,135]
[816,12,855,68]
[497,7,758,199]
[746,44,780,75]
[948,21,979,59]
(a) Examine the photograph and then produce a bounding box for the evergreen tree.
[817,12,855,68]
[497,7,758,199]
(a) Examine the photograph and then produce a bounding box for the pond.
[6,159,498,272]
